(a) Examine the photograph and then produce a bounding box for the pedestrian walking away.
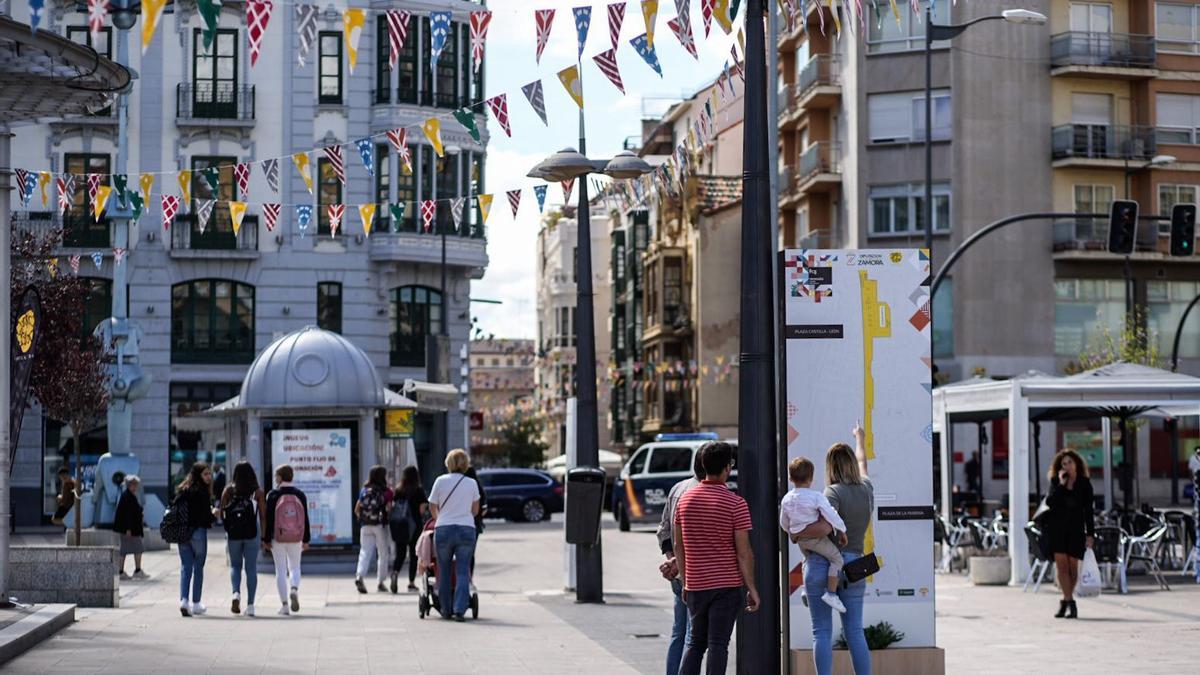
[175,462,218,617]
[113,474,148,580]
[264,464,311,616]
[673,441,759,675]
[656,450,704,675]
[51,466,75,526]
[1044,449,1095,619]
[428,448,481,621]
[355,464,394,594]
[212,465,227,523]
[780,456,848,614]
[221,460,268,617]
[390,465,429,593]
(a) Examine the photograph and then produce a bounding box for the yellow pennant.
[139,173,154,203]
[714,0,733,34]
[37,172,51,207]
[94,185,114,221]
[229,201,247,235]
[47,258,58,279]
[141,0,168,53]
[890,0,902,27]
[477,194,494,223]
[177,170,192,202]
[421,118,444,157]
[359,203,376,236]
[641,0,658,48]
[558,65,584,109]
[292,152,314,194]
[737,28,745,55]
[829,0,842,36]
[344,9,366,74]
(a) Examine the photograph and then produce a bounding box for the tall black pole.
[737,1,780,673]
[924,3,933,254]
[574,111,604,604]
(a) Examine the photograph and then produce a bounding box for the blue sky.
[474,1,743,339]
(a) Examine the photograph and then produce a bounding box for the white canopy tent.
[933,363,1200,583]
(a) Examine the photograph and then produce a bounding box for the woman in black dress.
[1044,449,1095,619]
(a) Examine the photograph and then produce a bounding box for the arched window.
[389,286,442,367]
[171,279,255,363]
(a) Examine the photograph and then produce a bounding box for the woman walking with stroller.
[176,462,218,617]
[390,465,429,593]
[355,465,394,593]
[428,449,480,621]
[220,461,267,616]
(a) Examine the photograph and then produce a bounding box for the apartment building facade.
[776,0,1199,501]
[534,208,613,457]
[607,78,744,453]
[5,1,489,523]
[467,339,536,458]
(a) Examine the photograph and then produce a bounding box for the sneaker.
[822,592,846,614]
[231,593,241,615]
[119,572,131,581]
[180,599,192,617]
[390,573,398,594]
[245,605,255,617]
[133,569,149,580]
[289,588,300,613]
[407,583,418,592]
[277,605,290,616]
[191,602,207,616]
[354,578,367,594]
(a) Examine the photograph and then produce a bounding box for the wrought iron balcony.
[1050,32,1155,70]
[171,213,259,251]
[1051,124,1156,161]
[176,83,256,122]
[12,210,112,248]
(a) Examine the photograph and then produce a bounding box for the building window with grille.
[389,286,442,367]
[317,282,343,333]
[190,156,238,248]
[67,26,113,116]
[171,279,255,363]
[318,31,343,104]
[317,158,342,236]
[1158,184,1197,234]
[63,153,111,247]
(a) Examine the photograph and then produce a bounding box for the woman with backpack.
[176,462,218,617]
[428,449,481,621]
[354,465,393,593]
[264,464,310,616]
[389,465,429,593]
[220,461,267,617]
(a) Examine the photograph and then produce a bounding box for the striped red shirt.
[674,480,752,591]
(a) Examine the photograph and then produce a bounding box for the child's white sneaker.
[822,592,846,613]
[245,604,255,617]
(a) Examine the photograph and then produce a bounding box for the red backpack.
[274,493,305,543]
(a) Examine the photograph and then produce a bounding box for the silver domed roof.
[240,326,384,409]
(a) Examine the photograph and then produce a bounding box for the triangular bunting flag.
[344,9,366,74]
[246,1,274,67]
[139,172,154,204]
[195,199,215,233]
[469,10,491,72]
[430,11,452,71]
[87,0,108,41]
[229,201,248,235]
[296,4,318,67]
[113,248,127,264]
[261,158,279,193]
[263,203,281,231]
[534,185,548,213]
[641,0,659,47]
[486,94,512,137]
[328,204,345,237]
[141,0,168,53]
[161,195,179,231]
[421,118,444,157]
[56,176,70,214]
[506,189,522,218]
[91,251,103,269]
[359,203,376,236]
[630,33,663,76]
[453,108,481,143]
[558,65,584,109]
[199,167,218,197]
[93,185,113,221]
[196,0,221,53]
[573,6,592,59]
[37,171,51,208]
[112,174,128,207]
[562,178,575,203]
[127,191,144,221]
[386,10,411,70]
[535,9,556,64]
[451,197,465,233]
[668,15,698,58]
[608,2,626,50]
[293,153,314,194]
[296,204,313,235]
[593,49,625,93]
[388,203,406,231]
[521,80,549,126]
[701,0,715,36]
[234,162,250,195]
[478,194,494,223]
[70,255,81,275]
[355,138,374,177]
[420,200,436,233]
[323,145,346,185]
[14,169,32,208]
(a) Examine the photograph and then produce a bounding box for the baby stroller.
[416,518,479,619]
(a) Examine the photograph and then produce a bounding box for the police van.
[611,433,738,531]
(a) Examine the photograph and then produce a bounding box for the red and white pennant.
[535,9,555,64]
[386,128,412,173]
[470,10,491,73]
[328,204,345,237]
[386,10,411,70]
[262,203,281,231]
[607,2,626,50]
[420,200,437,233]
[87,0,109,40]
[323,145,345,186]
[486,94,511,137]
[592,49,624,94]
[246,1,274,68]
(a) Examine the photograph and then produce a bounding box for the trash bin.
[565,467,607,546]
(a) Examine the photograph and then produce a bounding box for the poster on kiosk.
[782,249,935,649]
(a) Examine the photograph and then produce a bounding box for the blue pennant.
[630,33,662,77]
[573,6,592,60]
[296,205,313,236]
[534,185,548,213]
[355,138,374,177]
[430,11,452,71]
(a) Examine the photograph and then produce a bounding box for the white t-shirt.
[428,473,481,529]
[778,486,847,535]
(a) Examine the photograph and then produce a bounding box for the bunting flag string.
[262,203,281,231]
[292,153,314,194]
[328,204,345,237]
[323,145,346,186]
[234,162,251,196]
[453,108,482,143]
[701,0,715,36]
[387,10,411,70]
[261,158,280,194]
[507,190,522,218]
[344,9,366,74]
[141,0,167,53]
[55,176,70,214]
[573,6,592,60]
[229,201,248,235]
[201,167,220,196]
[421,118,444,157]
[87,0,108,41]
[535,9,556,64]
[296,4,318,67]
[557,65,584,109]
[486,94,512,137]
[355,138,375,176]
[420,200,436,233]
[668,15,698,59]
[139,173,154,205]
[478,194,494,224]
[246,1,274,68]
[359,203,376,236]
[87,173,101,207]
[296,205,313,235]
[641,0,659,47]
[197,0,222,53]
[430,11,452,72]
[608,2,626,50]
[521,80,549,126]
[38,172,51,208]
[469,10,491,72]
[592,49,625,93]
[630,33,663,76]
[195,199,216,233]
[451,197,465,233]
[388,203,406,227]
[534,185,548,213]
[160,195,180,231]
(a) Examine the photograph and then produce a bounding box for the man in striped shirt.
[673,441,758,675]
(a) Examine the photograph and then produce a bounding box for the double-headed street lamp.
[528,147,653,604]
[924,7,1046,254]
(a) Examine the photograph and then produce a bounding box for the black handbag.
[843,552,881,583]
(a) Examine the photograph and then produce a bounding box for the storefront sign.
[9,287,41,472]
[271,428,352,545]
[782,249,935,649]
[382,409,414,438]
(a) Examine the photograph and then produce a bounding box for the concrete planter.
[969,556,1012,585]
[8,546,120,607]
[63,528,119,547]
[792,647,946,674]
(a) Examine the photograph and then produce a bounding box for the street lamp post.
[528,148,653,604]
[924,8,1046,254]
[1122,154,1176,316]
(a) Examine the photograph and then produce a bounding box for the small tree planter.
[791,647,946,674]
[969,555,1012,585]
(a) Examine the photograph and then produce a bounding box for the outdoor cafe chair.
[1093,525,1123,590]
[1022,522,1052,593]
[1120,524,1172,593]
[937,514,971,574]
[1159,511,1193,570]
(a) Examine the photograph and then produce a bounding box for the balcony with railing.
[797,55,840,108]
[176,83,256,125]
[796,142,841,193]
[1051,124,1156,163]
[1052,217,1161,254]
[779,166,799,206]
[1050,32,1156,77]
[12,210,113,249]
[170,213,258,255]
[369,227,488,269]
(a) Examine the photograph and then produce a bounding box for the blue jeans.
[805,551,870,675]
[178,528,208,603]
[434,525,477,617]
[667,577,692,675]
[679,586,742,675]
[228,537,259,604]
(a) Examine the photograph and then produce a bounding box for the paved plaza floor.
[6,518,1197,673]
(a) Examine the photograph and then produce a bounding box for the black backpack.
[223,493,258,540]
[160,494,192,544]
[358,487,388,526]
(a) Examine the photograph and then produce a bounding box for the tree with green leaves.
[500,416,549,468]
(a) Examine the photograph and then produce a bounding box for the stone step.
[0,605,75,666]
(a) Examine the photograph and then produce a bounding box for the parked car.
[611,434,738,531]
[476,468,564,523]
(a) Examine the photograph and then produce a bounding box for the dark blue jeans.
[228,537,259,605]
[679,586,742,675]
[667,577,692,675]
[178,528,208,603]
[434,525,477,617]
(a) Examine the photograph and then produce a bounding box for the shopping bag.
[1077,549,1102,598]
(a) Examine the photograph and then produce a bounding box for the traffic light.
[1170,203,1196,257]
[1108,200,1138,255]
